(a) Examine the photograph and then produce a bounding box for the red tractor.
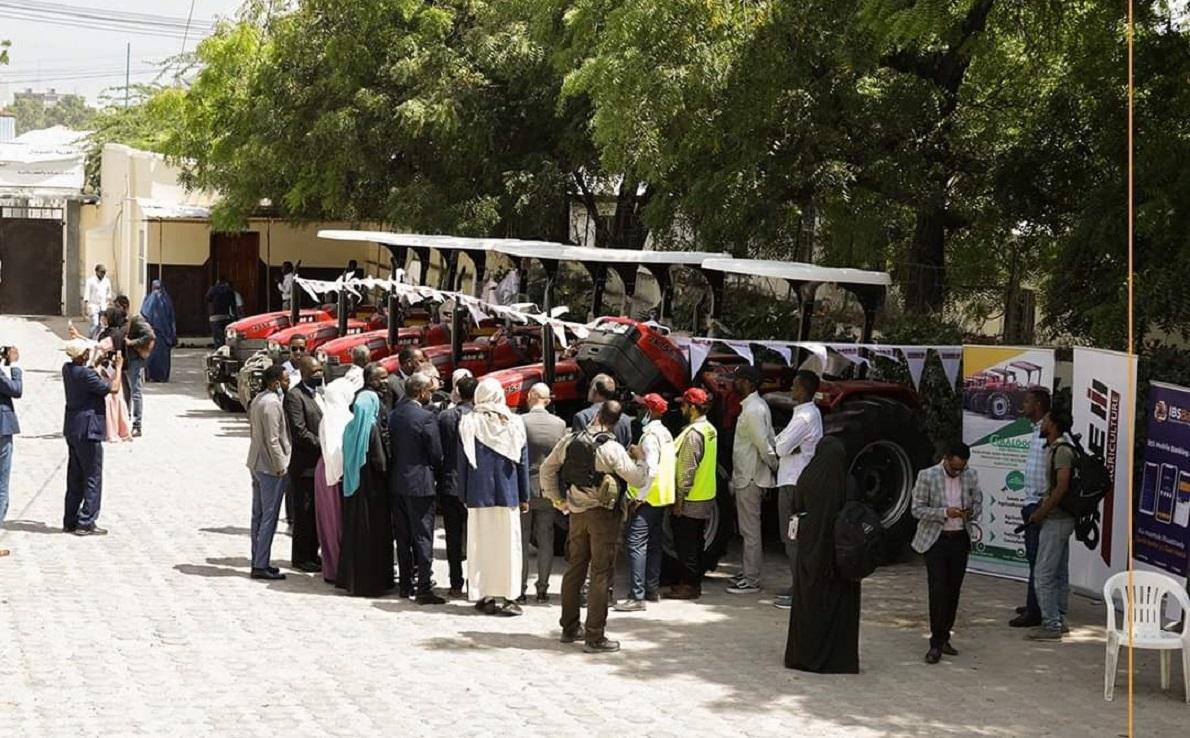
[982,360,1043,421]
[313,231,937,558]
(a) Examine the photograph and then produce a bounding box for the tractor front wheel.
[987,392,1013,421]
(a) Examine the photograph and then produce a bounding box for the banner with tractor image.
[962,346,1056,579]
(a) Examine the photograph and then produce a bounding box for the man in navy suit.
[389,373,445,604]
[0,344,22,556]
[62,338,120,536]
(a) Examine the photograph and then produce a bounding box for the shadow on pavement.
[2,520,64,534]
[421,631,566,652]
[198,526,252,537]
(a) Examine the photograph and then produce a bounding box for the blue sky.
[0,0,242,106]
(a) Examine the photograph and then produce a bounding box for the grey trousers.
[777,485,798,588]
[521,498,556,594]
[734,483,765,587]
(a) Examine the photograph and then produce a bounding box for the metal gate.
[0,204,63,316]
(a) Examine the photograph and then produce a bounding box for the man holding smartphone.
[910,441,983,664]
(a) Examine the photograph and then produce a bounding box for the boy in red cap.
[667,387,718,599]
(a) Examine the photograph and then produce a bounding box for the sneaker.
[726,582,761,595]
[73,526,108,537]
[583,637,621,654]
[560,626,583,644]
[773,595,793,610]
[1025,627,1063,641]
[613,599,646,612]
[728,573,746,585]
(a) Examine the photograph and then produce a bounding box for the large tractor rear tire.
[823,396,934,556]
[986,392,1013,421]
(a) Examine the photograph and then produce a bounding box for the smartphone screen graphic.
[1140,462,1159,516]
[1155,464,1178,524]
[1175,470,1190,528]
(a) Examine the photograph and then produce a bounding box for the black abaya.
[337,424,395,597]
[784,436,861,673]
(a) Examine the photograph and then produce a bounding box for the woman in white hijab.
[313,370,363,582]
[457,378,530,615]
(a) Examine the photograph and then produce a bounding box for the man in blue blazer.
[0,344,22,556]
[389,373,445,604]
[62,339,119,536]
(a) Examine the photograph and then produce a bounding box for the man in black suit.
[62,339,119,536]
[436,375,477,598]
[389,372,445,604]
[285,355,325,572]
[384,346,427,409]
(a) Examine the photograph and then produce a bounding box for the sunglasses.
[291,346,306,352]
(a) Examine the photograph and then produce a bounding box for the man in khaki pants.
[727,366,778,595]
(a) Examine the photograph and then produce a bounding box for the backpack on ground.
[1052,436,1111,549]
[559,431,611,489]
[834,501,884,582]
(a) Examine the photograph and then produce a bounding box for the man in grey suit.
[910,441,982,664]
[520,382,566,603]
[247,364,292,581]
[0,345,22,557]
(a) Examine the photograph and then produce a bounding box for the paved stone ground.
[0,315,1185,737]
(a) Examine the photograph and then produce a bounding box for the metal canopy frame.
[700,257,891,344]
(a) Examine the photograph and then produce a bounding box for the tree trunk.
[904,203,946,314]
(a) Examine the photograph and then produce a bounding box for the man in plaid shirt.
[1010,389,1052,628]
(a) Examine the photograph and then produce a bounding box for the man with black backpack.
[1026,410,1078,641]
[540,401,648,654]
[910,441,983,664]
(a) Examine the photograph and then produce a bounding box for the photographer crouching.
[0,344,21,557]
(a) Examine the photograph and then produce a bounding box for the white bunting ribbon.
[900,347,929,390]
[938,347,962,389]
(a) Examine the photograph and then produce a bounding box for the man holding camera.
[63,338,121,536]
[0,345,22,556]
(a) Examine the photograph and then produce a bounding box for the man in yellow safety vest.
[614,393,676,612]
[666,387,718,600]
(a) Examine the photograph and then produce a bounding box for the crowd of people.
[0,292,1089,671]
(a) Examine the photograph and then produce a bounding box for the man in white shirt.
[728,366,778,595]
[280,336,307,393]
[278,261,295,310]
[772,370,824,608]
[83,265,114,338]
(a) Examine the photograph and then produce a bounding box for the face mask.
[307,375,324,387]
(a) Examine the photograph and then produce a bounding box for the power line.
[0,0,216,30]
[0,0,217,40]
[180,0,198,58]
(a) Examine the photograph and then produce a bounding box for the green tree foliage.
[10,91,96,135]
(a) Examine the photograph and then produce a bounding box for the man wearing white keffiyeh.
[457,378,531,616]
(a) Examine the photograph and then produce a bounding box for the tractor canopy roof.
[699,257,891,288]
[1008,360,1043,371]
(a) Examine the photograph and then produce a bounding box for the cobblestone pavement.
[0,315,1185,737]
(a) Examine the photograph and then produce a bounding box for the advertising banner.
[1134,381,1190,577]
[962,346,1056,579]
[1069,348,1138,595]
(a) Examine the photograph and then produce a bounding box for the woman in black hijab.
[784,436,860,673]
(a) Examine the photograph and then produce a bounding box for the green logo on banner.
[1005,471,1024,491]
[970,417,1034,448]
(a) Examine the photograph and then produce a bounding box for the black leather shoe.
[416,592,446,605]
[560,626,583,644]
[268,566,281,575]
[295,560,321,573]
[941,642,958,656]
[1009,613,1042,628]
[924,648,942,664]
[515,594,528,605]
[645,592,660,603]
[1015,605,1027,615]
[251,569,286,581]
[583,638,621,654]
[536,590,550,604]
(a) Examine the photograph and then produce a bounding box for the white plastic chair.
[1102,570,1190,703]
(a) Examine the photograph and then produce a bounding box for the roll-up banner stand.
[962,346,1056,580]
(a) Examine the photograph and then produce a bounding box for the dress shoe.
[536,590,550,604]
[644,591,660,603]
[73,526,108,537]
[268,566,281,575]
[583,637,621,654]
[62,525,77,533]
[416,592,446,605]
[399,588,414,599]
[924,648,942,664]
[514,594,528,605]
[560,626,583,644]
[295,560,321,573]
[613,599,646,612]
[1015,605,1027,615]
[251,568,286,581]
[664,585,701,600]
[493,600,523,617]
[1009,613,1042,628]
[941,642,958,656]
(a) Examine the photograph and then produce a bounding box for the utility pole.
[124,43,130,108]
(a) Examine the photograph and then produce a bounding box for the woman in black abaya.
[336,387,394,597]
[784,436,860,673]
